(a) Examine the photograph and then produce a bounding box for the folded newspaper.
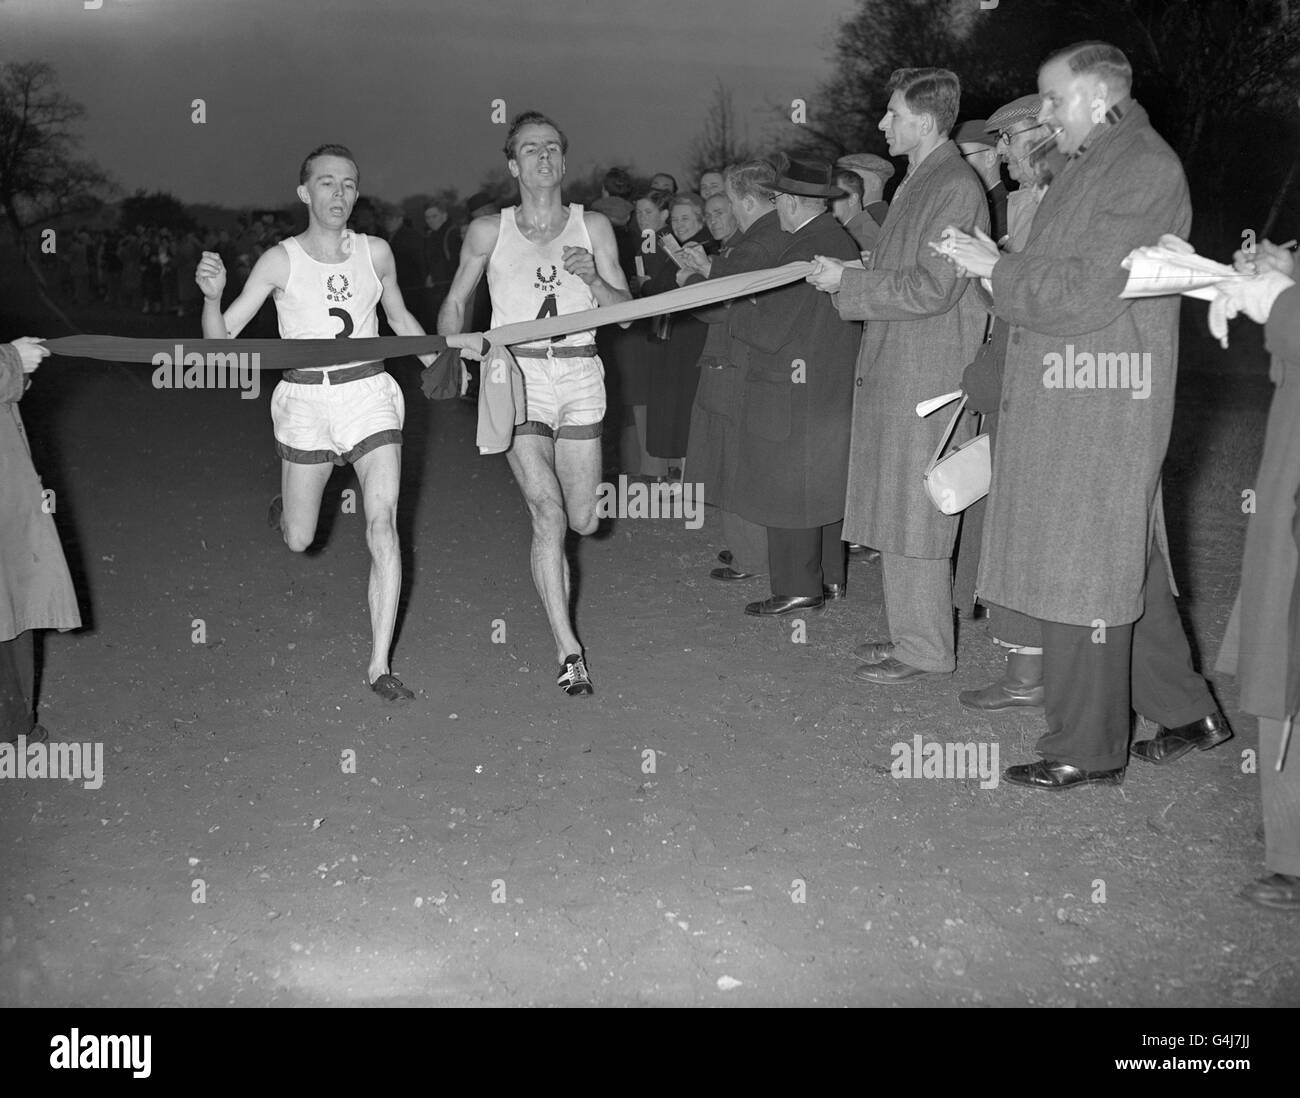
[1120,245,1243,301]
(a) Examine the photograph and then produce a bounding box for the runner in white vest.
[439,111,630,695]
[195,144,473,704]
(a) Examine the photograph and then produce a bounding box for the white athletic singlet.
[276,233,382,369]
[487,204,598,350]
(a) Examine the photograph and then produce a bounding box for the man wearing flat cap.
[808,67,990,684]
[835,153,895,253]
[987,94,1051,245]
[954,119,1007,243]
[727,154,862,615]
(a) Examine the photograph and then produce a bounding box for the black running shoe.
[557,653,594,696]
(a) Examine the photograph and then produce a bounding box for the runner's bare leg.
[353,443,403,683]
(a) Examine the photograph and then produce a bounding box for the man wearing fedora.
[808,67,989,684]
[834,153,895,254]
[727,154,861,616]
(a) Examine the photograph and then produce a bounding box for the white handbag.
[922,393,990,515]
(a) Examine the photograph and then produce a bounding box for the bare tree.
[686,81,754,183]
[0,61,113,323]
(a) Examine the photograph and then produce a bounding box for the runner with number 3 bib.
[195,144,473,704]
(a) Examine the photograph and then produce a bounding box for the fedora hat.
[772,153,844,198]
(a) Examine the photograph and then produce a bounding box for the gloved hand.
[1209,269,1294,348]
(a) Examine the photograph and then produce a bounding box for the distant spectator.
[643,192,711,473]
[703,193,737,245]
[176,229,202,318]
[68,231,90,304]
[698,169,725,199]
[650,172,678,196]
[384,208,427,322]
[422,202,460,325]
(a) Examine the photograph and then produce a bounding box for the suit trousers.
[953,494,984,616]
[881,553,956,672]
[767,522,845,597]
[0,630,35,740]
[1260,716,1300,876]
[987,602,1041,649]
[721,509,768,575]
[1036,545,1215,771]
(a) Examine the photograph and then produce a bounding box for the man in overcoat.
[808,67,989,682]
[944,41,1227,790]
[727,155,862,615]
[682,160,788,583]
[0,338,82,744]
[1211,244,1300,909]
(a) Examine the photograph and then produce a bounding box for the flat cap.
[835,153,896,182]
[986,94,1044,133]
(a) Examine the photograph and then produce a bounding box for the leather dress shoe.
[1004,759,1124,790]
[712,566,757,581]
[848,544,882,562]
[853,657,948,685]
[1239,873,1300,911]
[745,594,824,616]
[823,583,847,601]
[851,640,894,663]
[718,550,733,565]
[1130,711,1232,765]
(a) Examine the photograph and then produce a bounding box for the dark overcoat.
[684,211,788,509]
[0,346,81,641]
[1216,284,1300,721]
[728,211,861,529]
[645,226,713,457]
[835,141,990,557]
[977,102,1190,626]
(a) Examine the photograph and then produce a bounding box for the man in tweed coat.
[808,67,989,684]
[944,41,1227,790]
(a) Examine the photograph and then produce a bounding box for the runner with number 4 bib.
[439,112,631,696]
[196,143,476,704]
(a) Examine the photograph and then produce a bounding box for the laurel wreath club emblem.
[325,273,352,303]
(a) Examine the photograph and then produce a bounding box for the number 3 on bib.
[330,306,354,339]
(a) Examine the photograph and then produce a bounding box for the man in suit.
[954,120,1008,243]
[833,154,894,255]
[836,153,894,232]
[809,67,989,683]
[727,155,862,615]
[943,41,1227,790]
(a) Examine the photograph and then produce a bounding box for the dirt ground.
[0,296,1296,1007]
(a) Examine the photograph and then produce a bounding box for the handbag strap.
[924,393,970,475]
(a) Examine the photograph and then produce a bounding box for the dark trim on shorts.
[512,419,603,442]
[512,345,599,359]
[283,361,385,385]
[342,428,403,463]
[275,428,402,467]
[275,441,346,466]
